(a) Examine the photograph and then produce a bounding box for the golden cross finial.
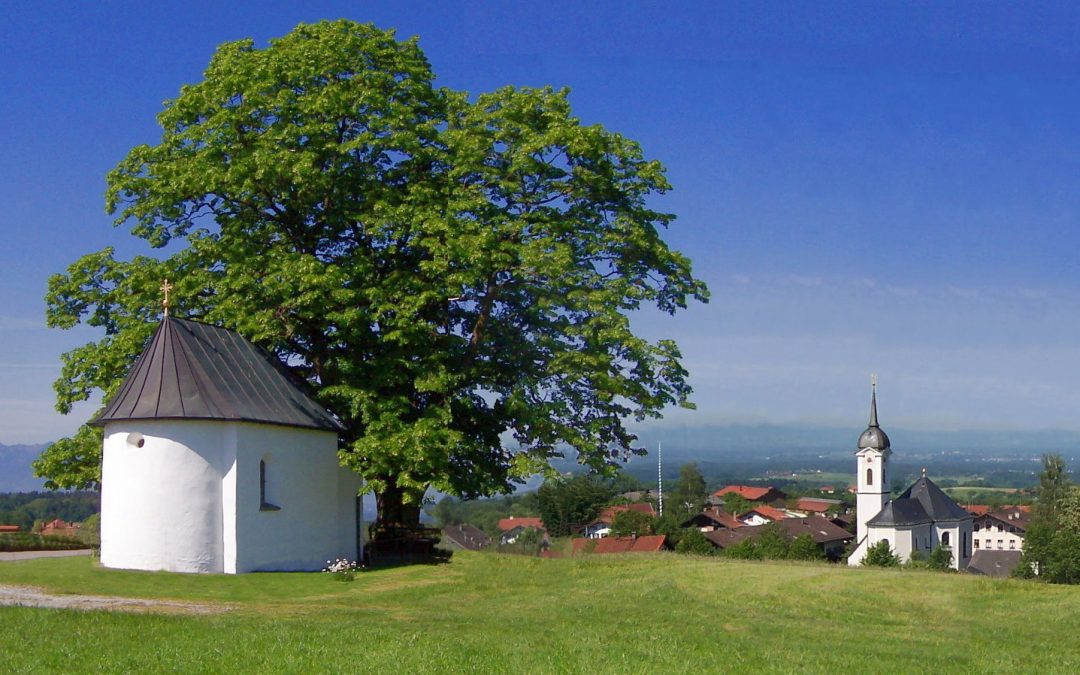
[161,278,173,317]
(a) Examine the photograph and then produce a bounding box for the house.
[0,525,21,533]
[703,517,853,560]
[572,534,668,555]
[441,524,491,551]
[963,505,992,517]
[497,517,545,545]
[711,485,787,506]
[682,507,744,532]
[736,505,792,526]
[93,316,362,574]
[967,550,1023,578]
[582,503,657,539]
[819,486,836,495]
[41,519,80,537]
[846,379,973,570]
[972,507,1029,553]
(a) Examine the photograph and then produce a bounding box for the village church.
[847,380,973,570]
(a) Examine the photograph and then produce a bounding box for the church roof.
[897,476,972,522]
[91,317,344,432]
[866,499,931,527]
[866,476,972,527]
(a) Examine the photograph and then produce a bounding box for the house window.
[941,531,950,547]
[974,539,980,549]
[260,459,280,511]
[1009,540,1016,550]
[866,468,873,486]
[997,539,1003,549]
[974,523,980,532]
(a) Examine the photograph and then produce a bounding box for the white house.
[847,380,973,570]
[94,316,362,574]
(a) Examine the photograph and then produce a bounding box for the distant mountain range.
[0,443,47,492]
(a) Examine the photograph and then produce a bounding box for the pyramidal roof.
[867,475,972,527]
[92,317,344,432]
[896,475,971,522]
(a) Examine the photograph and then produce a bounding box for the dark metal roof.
[866,476,973,527]
[967,550,1022,578]
[866,499,932,527]
[91,317,344,432]
[898,476,972,522]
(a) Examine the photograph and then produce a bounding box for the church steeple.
[855,375,891,545]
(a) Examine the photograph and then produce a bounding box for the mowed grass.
[2,552,1080,673]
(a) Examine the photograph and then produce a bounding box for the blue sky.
[3,2,1080,443]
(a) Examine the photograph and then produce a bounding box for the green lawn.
[1,552,1079,673]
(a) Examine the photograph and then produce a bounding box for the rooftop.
[92,317,344,432]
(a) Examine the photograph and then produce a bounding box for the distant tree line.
[0,491,99,532]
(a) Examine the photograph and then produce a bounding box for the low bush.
[0,533,87,552]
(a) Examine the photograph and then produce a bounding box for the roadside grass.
[2,552,1080,672]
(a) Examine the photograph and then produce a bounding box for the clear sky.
[3,1,1080,444]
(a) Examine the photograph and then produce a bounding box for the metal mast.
[658,441,664,517]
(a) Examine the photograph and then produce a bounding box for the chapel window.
[941,531,951,547]
[866,468,873,486]
[260,459,280,511]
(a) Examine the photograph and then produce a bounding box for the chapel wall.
[100,420,228,573]
[231,423,359,572]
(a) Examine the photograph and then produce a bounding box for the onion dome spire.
[857,374,890,451]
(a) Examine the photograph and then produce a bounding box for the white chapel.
[93,315,362,574]
[847,379,973,570]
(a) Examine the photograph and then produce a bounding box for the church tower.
[855,376,891,544]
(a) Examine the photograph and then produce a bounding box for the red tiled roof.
[795,498,834,513]
[713,485,774,500]
[739,505,789,522]
[964,505,991,516]
[573,535,667,555]
[0,525,21,532]
[497,517,545,532]
[598,502,656,524]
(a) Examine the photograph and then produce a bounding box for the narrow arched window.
[866,468,873,486]
[942,531,951,547]
[260,459,280,511]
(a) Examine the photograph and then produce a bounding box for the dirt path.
[0,549,92,561]
[0,584,232,614]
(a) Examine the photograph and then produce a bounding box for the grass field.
[2,552,1079,673]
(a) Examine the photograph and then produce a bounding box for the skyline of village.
[5,3,1080,444]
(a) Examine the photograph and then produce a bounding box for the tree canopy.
[37,20,707,524]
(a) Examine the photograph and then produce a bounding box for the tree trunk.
[375,478,424,528]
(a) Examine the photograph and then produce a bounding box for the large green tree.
[37,20,707,526]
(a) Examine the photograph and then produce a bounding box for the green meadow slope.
[1,552,1078,673]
